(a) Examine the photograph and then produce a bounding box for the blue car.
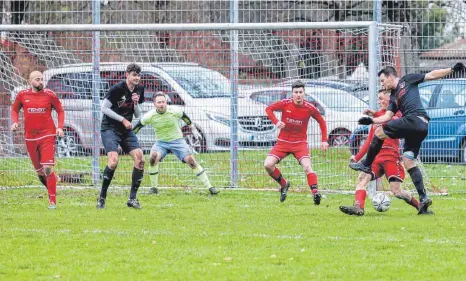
[349,79,466,163]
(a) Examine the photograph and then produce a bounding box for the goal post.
[0,22,408,193]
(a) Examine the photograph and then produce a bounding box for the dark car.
[349,79,466,163]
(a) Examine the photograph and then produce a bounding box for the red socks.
[46,172,57,205]
[355,189,366,208]
[408,196,420,209]
[307,172,318,194]
[269,168,287,187]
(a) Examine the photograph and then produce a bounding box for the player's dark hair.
[291,80,305,90]
[126,63,141,74]
[153,91,167,100]
[378,66,398,78]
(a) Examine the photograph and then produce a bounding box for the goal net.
[0,22,440,195]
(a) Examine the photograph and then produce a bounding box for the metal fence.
[0,0,465,193]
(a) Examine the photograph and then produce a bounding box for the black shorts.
[101,129,140,154]
[383,115,429,158]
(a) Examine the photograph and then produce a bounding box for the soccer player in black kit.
[97,63,146,209]
[350,63,465,215]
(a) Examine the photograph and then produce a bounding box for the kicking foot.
[48,203,56,210]
[418,197,433,215]
[339,205,365,216]
[279,181,290,202]
[349,162,372,174]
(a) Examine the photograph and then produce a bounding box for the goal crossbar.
[0,22,402,32]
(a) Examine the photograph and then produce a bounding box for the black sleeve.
[402,73,425,86]
[105,85,121,105]
[181,112,192,126]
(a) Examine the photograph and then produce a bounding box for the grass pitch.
[0,188,465,281]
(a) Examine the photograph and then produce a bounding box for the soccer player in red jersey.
[264,80,328,203]
[340,90,421,216]
[10,70,65,209]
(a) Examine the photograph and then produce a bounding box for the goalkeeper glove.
[190,125,202,140]
[452,62,465,72]
[358,117,374,125]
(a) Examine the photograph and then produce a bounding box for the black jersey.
[387,74,429,119]
[101,80,145,132]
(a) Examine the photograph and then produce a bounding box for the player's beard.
[33,84,44,92]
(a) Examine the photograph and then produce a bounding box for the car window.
[47,72,109,99]
[419,85,436,108]
[435,84,466,108]
[139,73,181,104]
[251,90,288,105]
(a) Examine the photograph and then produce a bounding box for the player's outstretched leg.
[339,189,366,216]
[405,159,433,215]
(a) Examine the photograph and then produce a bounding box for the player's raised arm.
[424,63,465,81]
[10,91,23,132]
[358,110,394,125]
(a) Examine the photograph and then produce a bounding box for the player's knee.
[138,158,145,169]
[264,161,274,172]
[403,151,416,161]
[303,165,313,174]
[374,128,387,139]
[108,158,118,169]
[149,154,158,166]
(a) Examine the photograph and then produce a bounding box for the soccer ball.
[372,192,391,212]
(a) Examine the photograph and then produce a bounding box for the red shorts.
[371,156,405,182]
[25,136,56,171]
[268,140,309,163]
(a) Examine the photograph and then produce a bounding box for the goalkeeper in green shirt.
[133,92,220,195]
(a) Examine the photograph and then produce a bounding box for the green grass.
[0,149,465,193]
[0,189,465,281]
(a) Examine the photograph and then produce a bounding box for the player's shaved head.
[29,71,43,80]
[29,70,44,92]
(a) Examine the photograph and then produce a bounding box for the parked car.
[11,63,277,157]
[276,78,369,102]
[349,79,466,163]
[244,86,366,147]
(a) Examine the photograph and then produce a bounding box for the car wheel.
[183,126,207,153]
[329,129,351,147]
[460,140,466,163]
[56,130,85,158]
[350,135,367,156]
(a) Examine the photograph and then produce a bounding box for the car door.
[423,83,466,160]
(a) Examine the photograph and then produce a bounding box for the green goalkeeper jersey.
[140,106,184,142]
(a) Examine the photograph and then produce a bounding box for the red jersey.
[354,110,402,161]
[266,99,327,143]
[11,88,65,140]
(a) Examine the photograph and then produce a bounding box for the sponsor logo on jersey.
[28,108,46,113]
[25,100,30,102]
[286,117,303,125]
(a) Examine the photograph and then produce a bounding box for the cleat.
[127,198,142,209]
[313,192,322,205]
[148,187,159,194]
[48,203,56,210]
[279,181,290,202]
[96,197,106,209]
[349,162,372,174]
[209,187,220,195]
[418,197,433,215]
[339,204,365,216]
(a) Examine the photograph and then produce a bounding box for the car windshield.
[312,90,366,112]
[161,66,231,98]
